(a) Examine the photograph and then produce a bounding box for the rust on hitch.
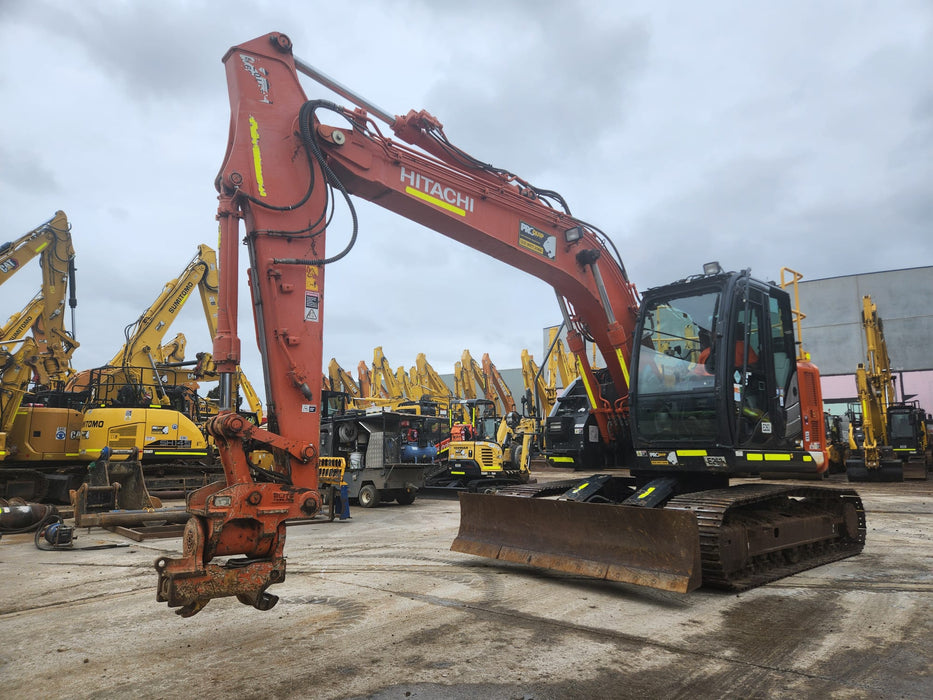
[154,514,289,617]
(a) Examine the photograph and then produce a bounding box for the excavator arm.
[155,31,639,615]
[481,353,517,415]
[157,34,329,615]
[1,294,46,345]
[521,349,553,418]
[414,353,453,402]
[110,244,218,370]
[846,295,902,480]
[0,211,79,385]
[67,244,218,398]
[371,346,403,399]
[0,296,47,455]
[402,366,421,400]
[1,212,73,290]
[460,350,486,402]
[394,366,415,400]
[0,339,41,459]
[357,361,374,398]
[316,110,639,416]
[327,358,361,398]
[549,330,579,390]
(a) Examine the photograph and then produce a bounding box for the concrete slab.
[1,473,931,699]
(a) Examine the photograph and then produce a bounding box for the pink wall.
[821,370,933,418]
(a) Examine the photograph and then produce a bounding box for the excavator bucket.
[452,492,702,593]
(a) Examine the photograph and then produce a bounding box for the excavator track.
[666,483,866,591]
[0,469,49,502]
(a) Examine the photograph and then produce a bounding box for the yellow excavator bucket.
[452,492,703,593]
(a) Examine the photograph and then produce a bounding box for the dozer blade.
[452,492,702,593]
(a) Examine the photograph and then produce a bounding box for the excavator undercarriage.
[454,480,865,592]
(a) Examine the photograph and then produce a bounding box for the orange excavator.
[155,32,864,616]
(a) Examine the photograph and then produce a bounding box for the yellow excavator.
[4,242,260,500]
[327,358,361,398]
[0,211,80,382]
[845,295,901,481]
[77,243,262,464]
[369,346,406,400]
[457,350,483,402]
[69,245,220,467]
[846,295,929,481]
[414,353,453,401]
[427,398,531,490]
[1,298,64,473]
[1,211,81,499]
[520,350,553,419]
[548,329,579,394]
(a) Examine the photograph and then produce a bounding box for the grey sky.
[2,1,931,404]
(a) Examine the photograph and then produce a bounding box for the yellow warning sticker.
[306,265,319,291]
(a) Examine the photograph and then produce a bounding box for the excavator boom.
[109,244,218,369]
[0,211,79,384]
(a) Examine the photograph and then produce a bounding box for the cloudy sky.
[2,1,930,405]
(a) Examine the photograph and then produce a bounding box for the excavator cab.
[629,269,820,479]
[887,401,931,479]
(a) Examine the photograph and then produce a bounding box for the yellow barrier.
[318,456,346,486]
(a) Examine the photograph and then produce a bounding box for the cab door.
[729,284,794,447]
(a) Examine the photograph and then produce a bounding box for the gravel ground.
[1,471,930,699]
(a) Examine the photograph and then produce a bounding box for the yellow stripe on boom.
[405,186,467,216]
[249,116,267,197]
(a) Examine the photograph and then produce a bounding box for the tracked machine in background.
[413,353,454,405]
[426,398,531,490]
[846,295,929,481]
[73,244,262,460]
[0,212,81,500]
[56,244,221,475]
[545,366,626,470]
[154,33,864,616]
[2,241,262,500]
[887,399,930,480]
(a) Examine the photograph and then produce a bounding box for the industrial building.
[797,266,933,416]
[536,266,933,420]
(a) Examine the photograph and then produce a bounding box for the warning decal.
[306,265,319,291]
[305,292,320,322]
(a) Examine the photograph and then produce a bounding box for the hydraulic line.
[271,101,359,268]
